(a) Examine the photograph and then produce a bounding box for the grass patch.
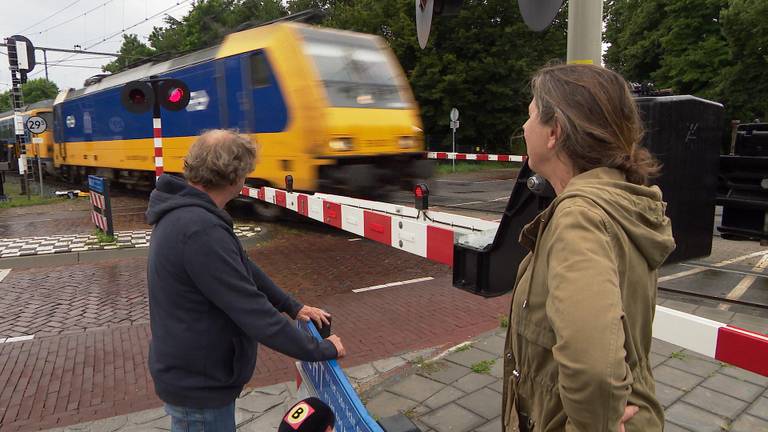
[454,343,471,352]
[670,351,686,360]
[409,356,443,374]
[93,229,116,244]
[470,359,495,374]
[0,178,58,208]
[499,315,509,328]
[434,161,519,175]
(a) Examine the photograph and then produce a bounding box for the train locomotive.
[4,22,432,201]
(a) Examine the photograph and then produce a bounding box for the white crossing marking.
[353,277,435,293]
[0,335,34,344]
[725,253,768,301]
[659,250,768,282]
[348,238,362,242]
[0,268,10,283]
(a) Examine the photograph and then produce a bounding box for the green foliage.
[103,34,157,73]
[499,315,509,328]
[434,161,520,175]
[604,0,768,122]
[0,79,59,112]
[93,228,116,244]
[470,359,495,374]
[455,343,471,352]
[670,351,686,360]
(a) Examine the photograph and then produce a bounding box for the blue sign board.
[298,321,384,432]
[88,175,105,194]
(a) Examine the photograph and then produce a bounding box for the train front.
[298,26,432,197]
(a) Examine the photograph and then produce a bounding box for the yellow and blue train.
[0,99,56,174]
[43,22,429,196]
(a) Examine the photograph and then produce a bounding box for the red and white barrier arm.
[241,186,497,266]
[241,186,768,377]
[427,152,527,162]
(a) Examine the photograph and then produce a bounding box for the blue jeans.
[164,401,236,432]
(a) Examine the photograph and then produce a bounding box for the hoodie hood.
[548,167,675,269]
[145,175,233,227]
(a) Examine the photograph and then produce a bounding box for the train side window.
[250,51,272,88]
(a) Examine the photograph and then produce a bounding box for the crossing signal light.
[414,183,429,210]
[158,79,190,111]
[120,81,154,114]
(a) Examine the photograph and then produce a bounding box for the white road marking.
[724,253,768,302]
[658,249,768,282]
[0,268,10,283]
[348,238,362,242]
[0,335,34,344]
[353,276,434,293]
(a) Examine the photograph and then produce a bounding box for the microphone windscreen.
[279,397,335,432]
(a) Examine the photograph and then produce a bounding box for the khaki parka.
[502,167,676,432]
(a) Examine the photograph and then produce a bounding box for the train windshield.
[300,28,410,109]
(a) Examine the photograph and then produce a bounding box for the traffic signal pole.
[5,37,30,198]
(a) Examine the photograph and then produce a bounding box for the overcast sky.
[0,0,194,93]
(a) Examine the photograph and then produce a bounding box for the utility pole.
[5,35,36,199]
[566,0,603,66]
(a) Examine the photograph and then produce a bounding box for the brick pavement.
[0,274,507,431]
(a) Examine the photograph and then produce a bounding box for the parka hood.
[145,174,233,227]
[551,167,676,269]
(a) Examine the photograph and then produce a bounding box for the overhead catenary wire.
[33,0,118,36]
[15,0,83,34]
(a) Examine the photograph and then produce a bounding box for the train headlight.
[398,136,416,149]
[329,138,353,151]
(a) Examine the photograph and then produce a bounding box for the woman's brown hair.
[531,63,660,185]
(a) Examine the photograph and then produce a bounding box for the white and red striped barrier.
[241,186,768,376]
[153,117,164,179]
[89,192,109,232]
[427,152,527,162]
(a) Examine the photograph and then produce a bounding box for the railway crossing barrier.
[426,151,526,162]
[241,183,768,378]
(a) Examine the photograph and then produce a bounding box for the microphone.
[279,397,335,432]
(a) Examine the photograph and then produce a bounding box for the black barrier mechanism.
[453,95,724,297]
[285,175,294,193]
[414,183,429,211]
[88,175,114,237]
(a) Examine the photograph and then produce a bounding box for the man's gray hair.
[183,129,257,188]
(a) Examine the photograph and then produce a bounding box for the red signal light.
[168,87,184,103]
[415,185,424,198]
[414,183,429,210]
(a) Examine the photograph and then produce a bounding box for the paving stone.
[127,409,167,425]
[423,386,466,409]
[651,338,679,357]
[662,421,691,432]
[649,352,666,368]
[488,360,503,378]
[453,373,498,394]
[682,386,748,419]
[420,361,472,385]
[346,363,377,381]
[400,348,437,363]
[387,374,446,402]
[730,313,768,334]
[664,353,721,377]
[654,382,685,408]
[473,335,505,356]
[81,415,130,432]
[730,414,768,432]
[365,391,419,418]
[237,393,288,413]
[747,397,768,421]
[455,387,502,420]
[474,417,502,432]
[665,402,729,432]
[373,356,408,373]
[237,398,294,432]
[444,348,497,369]
[694,306,735,322]
[664,300,699,314]
[701,373,763,402]
[249,383,289,396]
[653,365,704,391]
[419,403,485,432]
[720,365,768,386]
[486,379,503,394]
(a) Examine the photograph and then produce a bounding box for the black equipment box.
[453,95,724,297]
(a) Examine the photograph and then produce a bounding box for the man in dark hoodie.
[146,129,345,432]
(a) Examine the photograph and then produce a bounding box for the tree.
[103,34,156,73]
[0,78,59,112]
[325,0,567,153]
[715,0,768,121]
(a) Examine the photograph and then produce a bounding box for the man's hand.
[297,305,331,328]
[619,405,639,432]
[327,335,346,358]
